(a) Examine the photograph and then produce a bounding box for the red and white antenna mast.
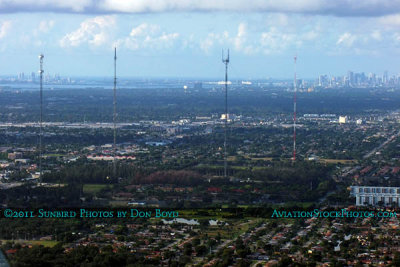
[293,55,297,162]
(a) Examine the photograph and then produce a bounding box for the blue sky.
[1,0,400,79]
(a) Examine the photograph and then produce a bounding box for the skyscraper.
[383,70,388,85]
[347,71,354,86]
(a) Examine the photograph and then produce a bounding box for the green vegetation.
[83,184,109,194]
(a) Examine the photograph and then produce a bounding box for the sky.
[1,0,400,79]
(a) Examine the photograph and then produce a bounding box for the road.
[363,130,400,159]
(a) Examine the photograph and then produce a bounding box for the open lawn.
[83,184,109,194]
[319,159,357,164]
[2,240,59,248]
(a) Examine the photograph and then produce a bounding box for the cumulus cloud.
[198,22,322,55]
[199,36,215,53]
[0,21,11,39]
[302,30,319,41]
[234,23,246,51]
[379,14,400,29]
[60,16,115,47]
[392,33,400,43]
[199,24,259,54]
[200,31,229,53]
[259,27,296,54]
[117,23,179,50]
[370,30,382,41]
[330,30,388,56]
[130,23,159,37]
[38,20,55,33]
[1,0,400,17]
[336,32,357,47]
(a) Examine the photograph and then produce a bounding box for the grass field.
[43,154,64,157]
[250,157,273,161]
[83,184,109,194]
[109,200,128,207]
[319,159,357,164]
[227,156,237,161]
[2,240,59,247]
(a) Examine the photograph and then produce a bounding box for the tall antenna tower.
[39,54,44,183]
[293,55,297,162]
[113,47,117,179]
[222,49,229,178]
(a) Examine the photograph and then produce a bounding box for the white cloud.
[59,16,116,47]
[199,36,215,53]
[2,0,400,17]
[200,31,229,53]
[0,21,11,39]
[302,30,318,41]
[198,22,321,55]
[0,0,93,13]
[267,14,289,27]
[199,24,257,54]
[181,34,195,49]
[336,32,356,47]
[97,0,400,17]
[379,14,400,28]
[392,33,400,43]
[232,23,263,55]
[234,23,246,51]
[370,30,382,41]
[260,27,295,54]
[130,23,160,37]
[38,20,55,33]
[330,30,387,55]
[119,23,179,50]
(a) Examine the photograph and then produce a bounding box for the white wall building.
[339,116,348,124]
[350,186,400,206]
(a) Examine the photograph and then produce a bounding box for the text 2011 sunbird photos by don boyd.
[3,209,179,218]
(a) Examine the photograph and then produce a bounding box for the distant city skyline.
[1,1,400,78]
[1,69,398,82]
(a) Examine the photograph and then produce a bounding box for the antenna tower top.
[222,49,229,64]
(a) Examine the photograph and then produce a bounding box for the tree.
[183,243,193,256]
[196,245,207,256]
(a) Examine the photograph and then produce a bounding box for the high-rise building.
[318,75,328,87]
[383,70,388,85]
[368,73,376,85]
[347,71,354,86]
